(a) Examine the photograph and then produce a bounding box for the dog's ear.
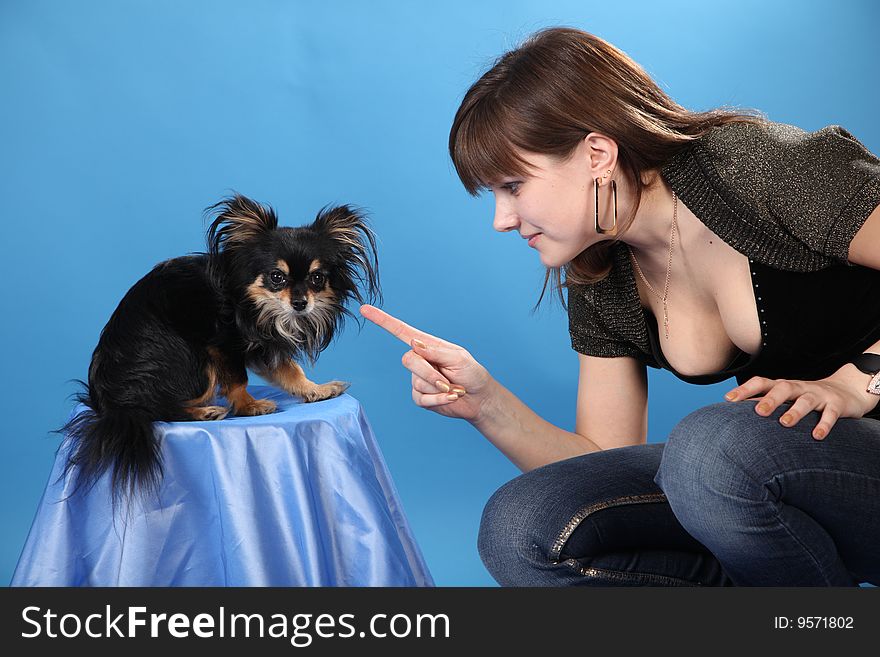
[205,193,278,257]
[313,205,382,306]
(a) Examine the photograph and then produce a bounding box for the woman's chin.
[536,248,568,269]
[538,238,599,268]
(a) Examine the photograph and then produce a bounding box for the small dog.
[62,193,380,497]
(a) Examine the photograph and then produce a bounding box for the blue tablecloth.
[12,386,433,587]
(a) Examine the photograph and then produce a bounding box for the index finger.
[359,304,446,348]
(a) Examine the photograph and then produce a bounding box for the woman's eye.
[309,272,325,287]
[503,181,522,195]
[269,270,286,287]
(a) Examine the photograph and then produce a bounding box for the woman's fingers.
[360,304,445,348]
[410,339,468,379]
[412,373,465,395]
[360,304,470,399]
[726,376,841,440]
[402,349,449,389]
[726,377,797,415]
[775,392,839,439]
[412,388,461,408]
[412,374,437,394]
[725,376,772,402]
[813,407,840,440]
[403,350,467,395]
[754,380,798,416]
[778,393,819,427]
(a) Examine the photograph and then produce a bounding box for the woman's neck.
[618,171,679,262]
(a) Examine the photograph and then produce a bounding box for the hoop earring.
[594,178,618,235]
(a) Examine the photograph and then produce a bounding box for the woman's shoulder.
[698,119,874,167]
[567,245,652,360]
[665,118,880,270]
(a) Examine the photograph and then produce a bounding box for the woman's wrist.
[830,364,880,416]
[469,375,505,431]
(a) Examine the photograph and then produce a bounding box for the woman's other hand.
[360,305,495,422]
[724,366,880,440]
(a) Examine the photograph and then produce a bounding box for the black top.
[566,120,880,421]
[569,121,880,360]
[643,259,880,420]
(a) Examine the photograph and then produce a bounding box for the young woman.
[362,27,880,586]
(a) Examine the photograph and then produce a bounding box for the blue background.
[2,0,878,586]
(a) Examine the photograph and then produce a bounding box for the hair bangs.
[450,95,534,196]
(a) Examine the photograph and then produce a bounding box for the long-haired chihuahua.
[62,193,381,497]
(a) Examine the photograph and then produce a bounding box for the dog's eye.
[308,272,325,288]
[268,270,287,287]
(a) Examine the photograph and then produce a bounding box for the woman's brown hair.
[448,27,764,303]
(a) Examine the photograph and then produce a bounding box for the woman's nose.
[492,197,519,233]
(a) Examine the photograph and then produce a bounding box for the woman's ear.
[583,132,619,181]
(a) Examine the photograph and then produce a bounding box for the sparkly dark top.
[568,121,880,416]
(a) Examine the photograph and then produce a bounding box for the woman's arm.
[468,354,647,470]
[725,203,880,438]
[470,377,599,472]
[575,354,648,450]
[361,305,648,472]
[847,203,880,269]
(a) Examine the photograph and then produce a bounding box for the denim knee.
[654,401,773,541]
[477,473,548,585]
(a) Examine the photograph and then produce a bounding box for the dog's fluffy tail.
[59,387,162,499]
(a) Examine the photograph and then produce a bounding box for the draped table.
[12,386,433,587]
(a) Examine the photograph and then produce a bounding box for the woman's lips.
[527,233,541,248]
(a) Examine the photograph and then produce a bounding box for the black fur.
[61,194,381,498]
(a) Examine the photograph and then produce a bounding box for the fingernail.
[814,428,826,440]
[725,392,738,401]
[446,393,459,402]
[451,386,466,395]
[780,414,793,426]
[412,339,427,350]
[756,403,771,414]
[435,380,451,393]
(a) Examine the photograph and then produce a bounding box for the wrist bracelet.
[850,353,880,396]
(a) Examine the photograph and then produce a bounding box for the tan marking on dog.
[217,198,278,247]
[276,263,291,304]
[225,382,276,415]
[209,347,245,396]
[224,383,257,410]
[184,358,219,408]
[259,360,349,402]
[248,271,292,308]
[208,347,244,392]
[307,261,328,305]
[246,274,271,300]
[266,360,311,395]
[206,346,276,416]
[326,224,363,251]
[184,405,228,421]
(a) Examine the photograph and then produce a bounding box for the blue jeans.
[478,401,880,586]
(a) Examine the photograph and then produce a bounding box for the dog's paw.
[237,399,277,416]
[192,405,230,421]
[302,380,350,403]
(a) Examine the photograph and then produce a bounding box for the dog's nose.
[292,299,308,312]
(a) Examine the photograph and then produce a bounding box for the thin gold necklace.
[628,191,678,340]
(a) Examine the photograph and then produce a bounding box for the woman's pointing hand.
[360,304,495,422]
